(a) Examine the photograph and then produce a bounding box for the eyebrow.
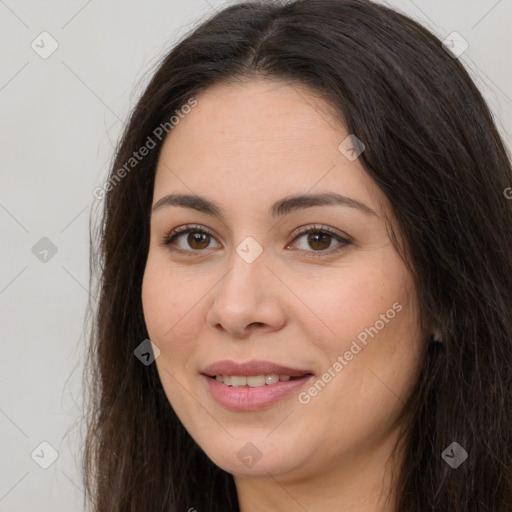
[151,191,378,218]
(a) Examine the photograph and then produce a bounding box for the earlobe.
[429,330,443,343]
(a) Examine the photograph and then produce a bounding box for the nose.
[206,250,287,338]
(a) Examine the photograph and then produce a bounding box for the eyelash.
[158,223,351,258]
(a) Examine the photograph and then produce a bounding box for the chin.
[199,434,307,478]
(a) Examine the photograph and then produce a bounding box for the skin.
[142,78,430,511]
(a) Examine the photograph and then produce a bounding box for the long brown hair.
[83,1,512,510]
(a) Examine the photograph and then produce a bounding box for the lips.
[201,359,313,378]
[201,360,316,410]
[201,360,315,410]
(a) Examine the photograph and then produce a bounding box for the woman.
[83,0,512,510]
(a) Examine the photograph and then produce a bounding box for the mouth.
[201,360,315,410]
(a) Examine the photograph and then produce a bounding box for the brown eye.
[160,224,220,253]
[187,232,211,250]
[306,232,332,251]
[288,225,351,257]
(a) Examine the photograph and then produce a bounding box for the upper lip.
[202,360,314,377]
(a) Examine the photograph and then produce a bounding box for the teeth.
[231,376,248,387]
[265,374,279,385]
[214,373,298,387]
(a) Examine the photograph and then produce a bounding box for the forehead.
[153,79,386,215]
[173,79,340,140]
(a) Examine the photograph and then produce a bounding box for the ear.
[430,327,442,343]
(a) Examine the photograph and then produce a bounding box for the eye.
[287,224,351,257]
[159,224,220,253]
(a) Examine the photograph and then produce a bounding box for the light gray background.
[1,1,511,510]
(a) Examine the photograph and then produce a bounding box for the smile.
[203,373,314,411]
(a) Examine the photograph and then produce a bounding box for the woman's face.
[142,79,427,483]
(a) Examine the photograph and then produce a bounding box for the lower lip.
[203,374,314,411]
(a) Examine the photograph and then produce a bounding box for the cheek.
[307,257,422,410]
[141,256,204,352]
[297,252,412,346]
